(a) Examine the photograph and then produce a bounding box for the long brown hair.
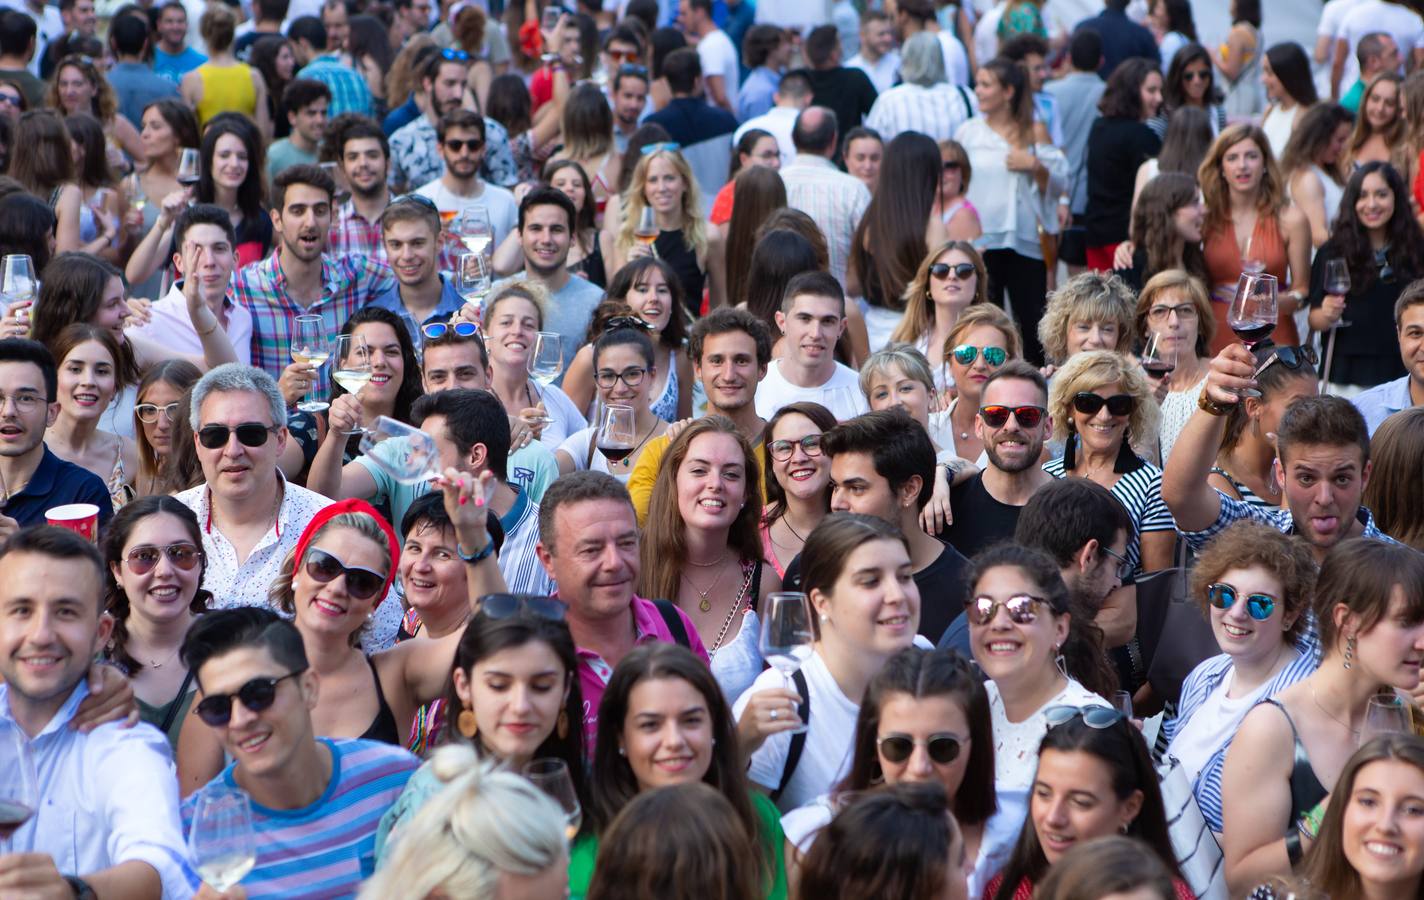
[726,166,787,309]
[1130,172,1208,284]
[982,56,1035,146]
[1348,71,1405,163]
[11,110,74,197]
[762,401,837,525]
[851,131,942,312]
[1198,123,1286,236]
[134,360,201,490]
[45,55,116,121]
[890,240,988,346]
[1363,408,1424,551]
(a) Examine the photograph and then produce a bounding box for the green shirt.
[1342,79,1365,114]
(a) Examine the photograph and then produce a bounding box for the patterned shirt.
[295,54,373,118]
[327,198,469,273]
[779,154,871,287]
[233,250,396,397]
[387,114,519,192]
[866,82,977,144]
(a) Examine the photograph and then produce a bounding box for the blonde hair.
[1036,271,1138,366]
[890,240,987,347]
[1134,269,1214,358]
[616,148,707,263]
[1349,71,1405,165]
[269,512,392,647]
[943,303,1022,363]
[858,343,936,399]
[357,746,566,900]
[1048,349,1161,444]
[485,279,550,329]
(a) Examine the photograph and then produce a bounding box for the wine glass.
[2,254,35,327]
[523,758,583,845]
[333,334,372,434]
[1140,332,1177,381]
[596,404,637,467]
[124,172,146,213]
[177,148,201,188]
[187,784,258,893]
[1361,693,1413,746]
[453,207,494,260]
[634,205,659,258]
[292,315,331,413]
[758,591,815,735]
[0,720,36,851]
[1111,690,1135,718]
[319,161,351,205]
[529,332,564,386]
[1324,258,1352,328]
[1228,272,1277,398]
[456,251,491,319]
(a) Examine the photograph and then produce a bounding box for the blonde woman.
[1036,270,1138,371]
[941,304,1023,466]
[889,240,988,393]
[552,82,621,222]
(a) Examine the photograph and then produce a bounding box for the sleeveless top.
[941,197,977,227]
[650,355,679,422]
[654,229,706,318]
[196,63,257,128]
[708,560,764,706]
[1203,212,1295,353]
[1259,698,1329,830]
[135,669,196,749]
[359,654,400,745]
[1260,104,1298,161]
[1221,25,1265,119]
[1210,465,1273,510]
[1310,165,1345,233]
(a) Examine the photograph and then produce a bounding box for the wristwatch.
[64,876,97,900]
[1197,388,1236,417]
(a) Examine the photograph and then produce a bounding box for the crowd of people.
[7,0,1424,897]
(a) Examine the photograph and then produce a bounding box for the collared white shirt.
[1,683,198,900]
[866,82,977,144]
[127,282,253,366]
[732,105,799,165]
[780,154,872,287]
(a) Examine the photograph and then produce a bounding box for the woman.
[132,360,200,499]
[612,146,725,316]
[726,166,788,314]
[1216,0,1264,119]
[601,122,674,241]
[987,711,1191,899]
[0,193,55,279]
[1165,522,1317,836]
[485,74,560,193]
[943,304,1023,466]
[850,131,951,351]
[10,111,116,259]
[1150,44,1228,140]
[545,159,605,285]
[743,229,821,358]
[710,129,780,228]
[1084,59,1163,271]
[1149,0,1198,73]
[1037,271,1138,371]
[1308,161,1424,392]
[842,126,884,192]
[1036,836,1179,900]
[1135,270,1214,463]
[101,496,210,748]
[575,642,789,898]
[760,402,835,579]
[734,513,924,814]
[45,324,137,508]
[1199,123,1312,353]
[860,344,958,456]
[555,322,669,479]
[1211,343,1317,508]
[45,54,144,169]
[957,57,1067,366]
[482,281,588,447]
[1132,105,1213,212]
[890,241,988,393]
[249,35,295,140]
[639,416,778,700]
[180,4,270,135]
[130,99,199,299]
[1259,42,1317,159]
[63,113,123,264]
[1348,72,1404,168]
[349,15,394,119]
[1121,172,1207,292]
[1044,350,1175,576]
[1280,101,1353,249]
[553,82,621,220]
[781,647,1006,896]
[318,306,424,468]
[1362,407,1424,551]
[1399,71,1424,227]
[1221,539,1424,895]
[530,11,596,112]
[939,139,982,243]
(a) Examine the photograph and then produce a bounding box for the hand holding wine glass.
[523,758,582,845]
[291,315,330,413]
[596,404,637,466]
[633,206,659,259]
[0,720,36,851]
[1227,272,1277,398]
[333,334,373,434]
[187,784,257,893]
[758,592,815,735]
[1323,258,1352,329]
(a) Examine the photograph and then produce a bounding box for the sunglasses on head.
[304,548,387,600]
[640,141,681,156]
[391,193,440,213]
[1044,704,1127,729]
[194,669,307,727]
[930,262,976,281]
[618,63,650,78]
[877,732,964,765]
[1206,582,1277,620]
[1253,344,1317,378]
[478,593,567,621]
[965,593,1052,625]
[445,138,483,153]
[951,344,1007,367]
[125,542,202,575]
[135,402,180,424]
[440,47,471,62]
[422,320,481,340]
[978,404,1045,429]
[197,422,279,449]
[603,315,654,333]
[1072,392,1135,417]
[768,434,823,461]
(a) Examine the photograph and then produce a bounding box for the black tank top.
[654,229,705,318]
[358,654,400,745]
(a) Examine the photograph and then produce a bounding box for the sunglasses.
[422,320,481,340]
[878,732,964,765]
[1253,344,1317,378]
[0,92,20,107]
[1100,544,1133,581]
[942,160,961,171]
[444,138,483,153]
[604,315,654,333]
[1044,704,1128,729]
[197,422,280,449]
[478,593,567,621]
[618,63,650,78]
[1183,69,1211,82]
[1072,392,1135,417]
[930,262,976,281]
[194,669,307,727]
[1207,582,1277,620]
[125,542,203,575]
[391,193,440,213]
[607,49,640,63]
[640,141,681,156]
[768,434,823,461]
[965,593,1052,626]
[135,402,180,424]
[440,47,471,62]
[951,344,1007,367]
[978,404,1045,429]
[304,548,387,600]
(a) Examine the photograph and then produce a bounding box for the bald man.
[778,105,872,286]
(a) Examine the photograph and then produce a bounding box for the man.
[0,11,45,108]
[610,62,650,153]
[266,78,331,182]
[413,109,519,245]
[1044,28,1105,274]
[180,607,418,897]
[1074,0,1159,76]
[848,10,901,95]
[1340,32,1400,112]
[105,13,179,130]
[394,0,434,44]
[755,271,868,420]
[864,31,975,143]
[152,0,205,86]
[679,0,738,114]
[39,0,94,77]
[1335,0,1424,99]
[0,527,194,900]
[4,0,58,81]
[733,69,812,164]
[887,0,970,87]
[320,0,350,60]
[233,164,395,397]
[129,204,253,364]
[797,25,878,139]
[389,49,518,191]
[368,191,466,348]
[644,47,737,196]
[737,24,789,121]
[291,15,372,117]
[535,471,707,748]
[628,307,771,522]
[234,0,288,60]
[1354,281,1424,434]
[780,106,872,287]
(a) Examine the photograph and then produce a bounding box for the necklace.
[1310,685,1360,737]
[145,646,181,670]
[610,419,660,469]
[708,562,756,657]
[683,562,729,612]
[686,551,728,569]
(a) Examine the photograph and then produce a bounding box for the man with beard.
[753,271,868,421]
[413,109,518,248]
[610,60,649,153]
[389,48,517,192]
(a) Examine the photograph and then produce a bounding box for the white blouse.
[955,118,1068,260]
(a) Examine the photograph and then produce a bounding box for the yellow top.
[628,433,770,526]
[196,63,256,128]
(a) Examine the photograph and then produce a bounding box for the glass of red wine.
[1228,272,1277,398]
[1324,258,1352,328]
[597,404,637,468]
[0,719,36,850]
[1141,332,1177,381]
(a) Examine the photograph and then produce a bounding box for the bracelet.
[195,319,220,337]
[457,537,495,564]
[1197,388,1236,417]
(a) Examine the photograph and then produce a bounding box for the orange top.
[1202,212,1297,353]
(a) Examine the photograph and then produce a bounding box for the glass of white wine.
[333,333,373,434]
[124,173,146,214]
[455,207,494,259]
[3,254,36,328]
[527,332,563,424]
[187,784,257,893]
[523,758,582,846]
[292,315,331,413]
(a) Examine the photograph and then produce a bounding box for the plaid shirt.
[233,250,396,399]
[295,55,373,118]
[388,114,519,191]
[328,198,470,273]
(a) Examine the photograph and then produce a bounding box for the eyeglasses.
[965,593,1052,625]
[194,669,308,727]
[304,548,387,600]
[1146,302,1198,321]
[0,392,43,413]
[440,47,471,62]
[942,160,961,171]
[391,193,440,213]
[951,344,1007,367]
[768,434,823,461]
[197,422,280,449]
[877,732,964,765]
[135,402,181,424]
[978,404,1046,429]
[640,141,681,156]
[1100,544,1133,581]
[1044,704,1128,729]
[604,315,654,333]
[930,262,976,281]
[617,63,650,78]
[1254,344,1317,378]
[594,366,648,389]
[1072,392,1135,417]
[478,593,567,621]
[422,320,481,340]
[444,138,483,153]
[1206,582,1278,620]
[125,542,203,575]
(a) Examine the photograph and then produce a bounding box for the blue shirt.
[107,61,179,130]
[2,445,113,529]
[738,66,780,121]
[1074,8,1160,77]
[645,97,739,148]
[366,274,467,351]
[383,95,421,137]
[1353,374,1414,436]
[297,54,374,117]
[152,46,206,86]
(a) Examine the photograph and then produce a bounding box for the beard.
[983,435,1042,474]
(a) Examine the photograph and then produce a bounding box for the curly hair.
[1199,123,1286,236]
[1188,520,1316,643]
[890,240,988,347]
[1328,161,1424,294]
[1048,349,1161,444]
[1037,271,1138,366]
[1280,101,1351,189]
[1130,172,1207,284]
[45,55,116,121]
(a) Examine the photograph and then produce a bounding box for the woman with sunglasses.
[1151,45,1227,140]
[1134,270,1213,464]
[1221,539,1424,895]
[782,647,1007,895]
[760,402,835,579]
[942,304,1023,467]
[555,322,668,479]
[132,360,200,498]
[1309,162,1424,394]
[988,707,1191,900]
[890,241,989,394]
[1210,343,1317,508]
[576,642,788,899]
[100,496,211,749]
[483,281,587,447]
[44,324,138,508]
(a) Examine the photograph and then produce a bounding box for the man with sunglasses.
[389,48,518,192]
[413,110,518,250]
[179,607,418,899]
[0,526,196,900]
[367,192,466,352]
[755,271,868,421]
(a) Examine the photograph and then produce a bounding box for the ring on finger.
[769,708,779,720]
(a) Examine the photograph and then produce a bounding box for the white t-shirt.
[556,426,618,479]
[414,178,520,247]
[532,382,588,449]
[753,359,869,421]
[937,29,972,88]
[1337,0,1423,87]
[974,2,1006,70]
[1166,663,1281,786]
[696,28,741,112]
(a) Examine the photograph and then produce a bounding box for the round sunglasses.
[930,262,976,281]
[1206,582,1277,621]
[194,669,307,727]
[951,344,1007,367]
[1072,392,1135,417]
[124,542,203,575]
[304,548,387,600]
[965,593,1051,626]
[978,404,1045,429]
[877,732,964,765]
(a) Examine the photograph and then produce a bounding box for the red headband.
[292,498,401,600]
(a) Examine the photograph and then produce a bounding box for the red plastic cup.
[45,503,100,541]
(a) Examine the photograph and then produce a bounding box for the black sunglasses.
[1253,344,1317,378]
[878,733,964,765]
[1207,582,1277,620]
[194,668,307,726]
[197,422,280,449]
[942,160,961,171]
[930,262,976,280]
[478,593,567,621]
[1044,704,1127,729]
[304,548,387,600]
[444,138,483,153]
[1072,392,1135,417]
[979,404,1045,429]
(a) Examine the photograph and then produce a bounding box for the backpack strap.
[957,84,975,118]
[770,668,811,804]
[653,599,690,648]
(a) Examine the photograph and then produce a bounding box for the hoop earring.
[457,708,478,739]
[1343,635,1356,670]
[557,709,569,739]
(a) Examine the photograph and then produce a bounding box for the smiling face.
[623,267,673,333]
[1071,379,1131,455]
[674,431,746,533]
[440,124,484,178]
[139,379,183,459]
[694,330,764,415]
[1399,304,1424,385]
[57,339,116,423]
[1356,170,1396,234]
[968,564,1068,687]
[520,203,573,278]
[548,166,587,214]
[111,512,202,628]
[1366,79,1400,131]
[844,136,882,189]
[1342,758,1424,891]
[291,527,389,642]
[212,133,251,193]
[594,342,654,410]
[976,376,1051,474]
[973,68,1008,115]
[341,136,387,197]
[1031,748,1143,864]
[93,275,131,342]
[348,321,404,408]
[1279,441,1369,551]
[613,74,649,128]
[620,675,714,791]
[539,498,640,619]
[291,97,329,147]
[486,296,541,370]
[867,362,933,427]
[382,218,438,288]
[1350,587,1424,690]
[947,324,1009,405]
[809,537,920,656]
[421,342,489,393]
[196,645,316,780]
[398,518,466,618]
[642,155,686,215]
[776,292,845,372]
[453,639,568,767]
[1139,71,1163,120]
[1066,318,1120,358]
[173,222,236,304]
[769,412,829,503]
[1209,565,1295,667]
[876,692,972,797]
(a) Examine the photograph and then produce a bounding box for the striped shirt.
[1043,455,1176,577]
[865,82,977,144]
[182,738,418,899]
[779,155,871,287]
[499,486,555,596]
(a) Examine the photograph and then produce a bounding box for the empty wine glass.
[1228,272,1277,398]
[1140,332,1177,381]
[0,720,35,851]
[1361,693,1413,746]
[292,315,330,413]
[358,416,440,483]
[1112,690,1135,718]
[187,784,258,893]
[529,332,564,385]
[758,592,815,735]
[1324,258,1352,328]
[596,404,637,468]
[177,148,201,188]
[524,758,583,845]
[333,334,373,434]
[3,254,35,326]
